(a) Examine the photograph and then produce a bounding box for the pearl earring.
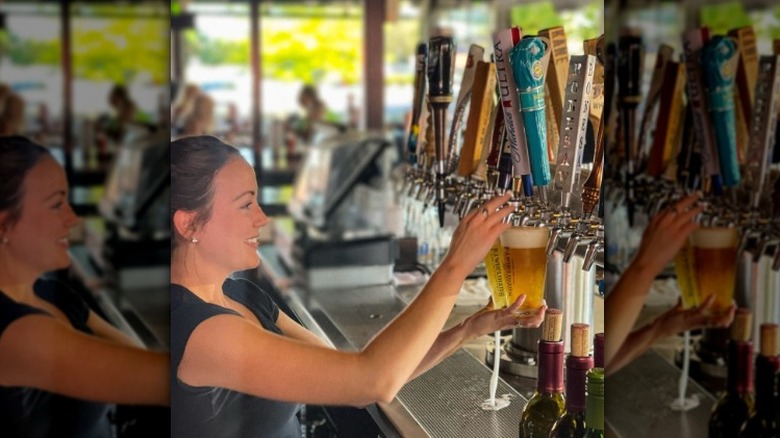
[191,236,199,244]
[1,237,8,245]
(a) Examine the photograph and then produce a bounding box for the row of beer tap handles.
[610,27,780,270]
[401,26,606,267]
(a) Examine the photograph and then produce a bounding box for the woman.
[171,135,546,437]
[605,192,735,375]
[0,136,169,437]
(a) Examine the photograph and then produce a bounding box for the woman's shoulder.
[0,291,49,337]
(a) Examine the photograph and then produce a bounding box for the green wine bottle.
[582,368,604,438]
[519,309,565,437]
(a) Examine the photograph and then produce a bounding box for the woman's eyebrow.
[44,190,66,201]
[232,190,256,201]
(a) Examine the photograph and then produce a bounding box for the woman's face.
[2,156,79,275]
[196,157,269,274]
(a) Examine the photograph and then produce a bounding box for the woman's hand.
[632,192,705,276]
[465,294,548,337]
[655,294,736,338]
[439,193,514,279]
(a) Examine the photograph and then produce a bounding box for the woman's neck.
[171,251,230,305]
[0,258,38,303]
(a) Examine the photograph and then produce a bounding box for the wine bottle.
[739,324,779,437]
[519,309,565,438]
[549,324,594,438]
[582,367,605,438]
[709,309,755,438]
[594,332,604,369]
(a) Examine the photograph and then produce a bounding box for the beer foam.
[691,227,738,248]
[500,227,550,249]
[480,394,513,411]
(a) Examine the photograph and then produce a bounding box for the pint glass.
[674,239,700,309]
[499,226,550,314]
[485,239,509,309]
[692,227,739,313]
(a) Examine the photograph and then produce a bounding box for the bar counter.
[255,244,558,437]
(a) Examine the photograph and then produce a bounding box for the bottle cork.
[760,323,778,357]
[570,323,590,357]
[730,308,752,342]
[542,308,563,342]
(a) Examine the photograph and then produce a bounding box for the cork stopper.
[542,308,563,342]
[571,323,590,357]
[760,323,778,357]
[730,308,752,342]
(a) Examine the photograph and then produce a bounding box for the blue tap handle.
[510,37,551,187]
[702,36,740,188]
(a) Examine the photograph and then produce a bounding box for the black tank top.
[0,279,113,437]
[171,278,302,438]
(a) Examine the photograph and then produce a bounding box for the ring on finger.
[481,208,489,218]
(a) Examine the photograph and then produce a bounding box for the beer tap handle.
[638,44,674,171]
[751,233,767,263]
[655,62,686,181]
[447,44,485,174]
[582,36,605,220]
[407,43,427,166]
[426,35,456,226]
[497,136,514,194]
[744,55,780,210]
[540,26,570,162]
[582,239,601,272]
[511,36,552,194]
[618,32,644,225]
[728,26,758,164]
[555,55,595,212]
[495,27,534,197]
[737,227,753,257]
[772,239,780,271]
[457,61,496,179]
[546,227,563,256]
[683,28,721,196]
[563,233,581,263]
[702,35,741,188]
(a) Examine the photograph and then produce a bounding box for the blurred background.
[0,2,170,435]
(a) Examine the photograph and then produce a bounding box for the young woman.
[171,135,546,437]
[0,136,169,437]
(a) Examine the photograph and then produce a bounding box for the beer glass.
[485,239,509,309]
[499,226,550,314]
[674,238,700,309]
[692,227,739,313]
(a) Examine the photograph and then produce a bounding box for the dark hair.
[170,135,241,249]
[0,136,52,229]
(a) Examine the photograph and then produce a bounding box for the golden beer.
[674,239,700,309]
[499,227,550,314]
[485,239,509,309]
[692,227,739,312]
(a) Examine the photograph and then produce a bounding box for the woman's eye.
[52,202,63,209]
[242,202,252,209]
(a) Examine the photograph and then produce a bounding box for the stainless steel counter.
[68,243,169,350]
[606,349,717,437]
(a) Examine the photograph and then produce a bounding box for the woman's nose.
[65,203,81,228]
[254,205,269,227]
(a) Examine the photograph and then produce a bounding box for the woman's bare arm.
[0,314,169,406]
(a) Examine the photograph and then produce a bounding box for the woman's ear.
[172,210,198,240]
